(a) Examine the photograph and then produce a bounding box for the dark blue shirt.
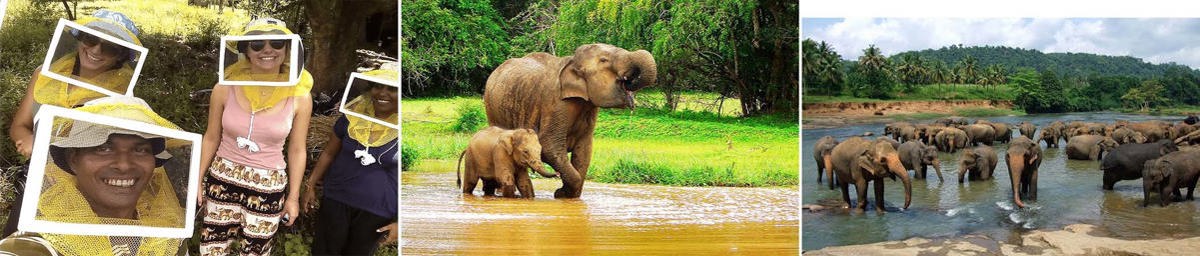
[323,116,398,218]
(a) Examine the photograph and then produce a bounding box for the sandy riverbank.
[802,100,1014,129]
[805,223,1200,255]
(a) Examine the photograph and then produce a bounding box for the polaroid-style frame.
[20,105,202,238]
[217,34,302,86]
[40,19,148,97]
[338,72,399,129]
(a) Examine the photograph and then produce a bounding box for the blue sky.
[801,18,1200,69]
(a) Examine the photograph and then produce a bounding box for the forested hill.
[891,45,1199,78]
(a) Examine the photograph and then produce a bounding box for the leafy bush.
[451,101,486,133]
[400,143,420,171]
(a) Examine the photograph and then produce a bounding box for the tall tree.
[852,45,895,99]
[307,0,397,94]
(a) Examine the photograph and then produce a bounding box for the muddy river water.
[802,112,1200,251]
[401,162,799,254]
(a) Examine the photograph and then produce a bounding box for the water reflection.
[403,169,799,254]
[802,112,1200,251]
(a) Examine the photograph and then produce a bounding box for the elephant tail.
[457,150,466,187]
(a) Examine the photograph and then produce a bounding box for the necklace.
[355,142,397,166]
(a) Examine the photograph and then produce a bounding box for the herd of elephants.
[811,115,1200,213]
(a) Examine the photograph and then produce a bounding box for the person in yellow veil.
[6,9,144,238]
[196,18,313,256]
[0,96,188,256]
[303,69,398,255]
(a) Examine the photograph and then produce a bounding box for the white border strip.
[39,19,149,97]
[21,105,201,238]
[339,72,399,129]
[217,34,302,86]
[0,0,9,29]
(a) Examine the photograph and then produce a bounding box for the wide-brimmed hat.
[69,9,142,64]
[48,96,185,173]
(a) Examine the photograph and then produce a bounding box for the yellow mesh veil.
[345,69,397,147]
[224,21,313,112]
[37,164,183,256]
[33,52,135,107]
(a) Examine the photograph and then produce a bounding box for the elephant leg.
[873,178,886,211]
[462,165,479,195]
[545,151,581,199]
[515,167,535,199]
[1102,172,1117,190]
[568,131,596,197]
[816,164,824,184]
[855,177,869,212]
[497,165,518,198]
[482,179,499,196]
[840,181,852,207]
[825,155,837,190]
[1029,169,1038,200]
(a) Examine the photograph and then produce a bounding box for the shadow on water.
[802,112,1200,251]
[402,161,799,254]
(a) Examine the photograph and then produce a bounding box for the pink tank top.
[216,88,295,170]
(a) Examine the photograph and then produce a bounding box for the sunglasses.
[247,40,288,52]
[75,33,128,58]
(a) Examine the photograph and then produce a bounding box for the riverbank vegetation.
[804,38,1200,114]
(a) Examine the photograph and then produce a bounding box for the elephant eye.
[599,57,609,63]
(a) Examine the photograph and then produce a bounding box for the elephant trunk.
[887,158,912,210]
[931,162,944,182]
[530,161,557,178]
[619,50,658,92]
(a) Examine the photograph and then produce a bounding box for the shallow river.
[802,112,1200,251]
[401,162,799,254]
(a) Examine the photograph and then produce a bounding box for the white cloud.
[802,18,1200,69]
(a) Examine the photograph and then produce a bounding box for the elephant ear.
[498,133,515,154]
[558,57,589,100]
[856,155,880,176]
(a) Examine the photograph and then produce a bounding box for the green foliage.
[897,84,1016,101]
[402,0,511,96]
[451,100,486,133]
[1122,79,1169,111]
[803,39,845,95]
[401,143,420,171]
[1012,68,1070,113]
[848,45,896,99]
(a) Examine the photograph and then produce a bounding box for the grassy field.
[402,93,799,187]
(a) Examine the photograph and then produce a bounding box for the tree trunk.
[304,0,396,95]
[59,0,75,20]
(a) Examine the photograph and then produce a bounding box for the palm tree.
[958,55,978,85]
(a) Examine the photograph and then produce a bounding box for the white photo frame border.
[0,0,9,29]
[339,72,399,129]
[217,34,302,86]
[39,19,149,98]
[20,105,202,238]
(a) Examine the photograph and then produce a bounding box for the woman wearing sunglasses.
[196,18,314,256]
[5,9,142,238]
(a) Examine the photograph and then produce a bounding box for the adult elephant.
[1065,135,1118,160]
[1006,137,1042,208]
[898,141,943,181]
[1018,121,1037,140]
[1110,127,1147,145]
[1100,140,1179,190]
[988,122,1013,144]
[958,145,997,183]
[483,44,657,198]
[935,127,968,153]
[813,136,839,189]
[829,137,913,212]
[963,124,996,146]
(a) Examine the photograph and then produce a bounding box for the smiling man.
[50,128,166,220]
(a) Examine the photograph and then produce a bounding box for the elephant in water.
[958,146,997,182]
[483,44,657,198]
[1065,135,1118,160]
[458,127,557,198]
[898,141,943,182]
[813,136,840,189]
[1143,150,1200,207]
[1006,137,1042,208]
[829,137,913,213]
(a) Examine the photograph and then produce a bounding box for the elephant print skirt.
[200,157,287,256]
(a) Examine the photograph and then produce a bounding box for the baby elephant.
[458,127,557,198]
[1143,150,1200,207]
